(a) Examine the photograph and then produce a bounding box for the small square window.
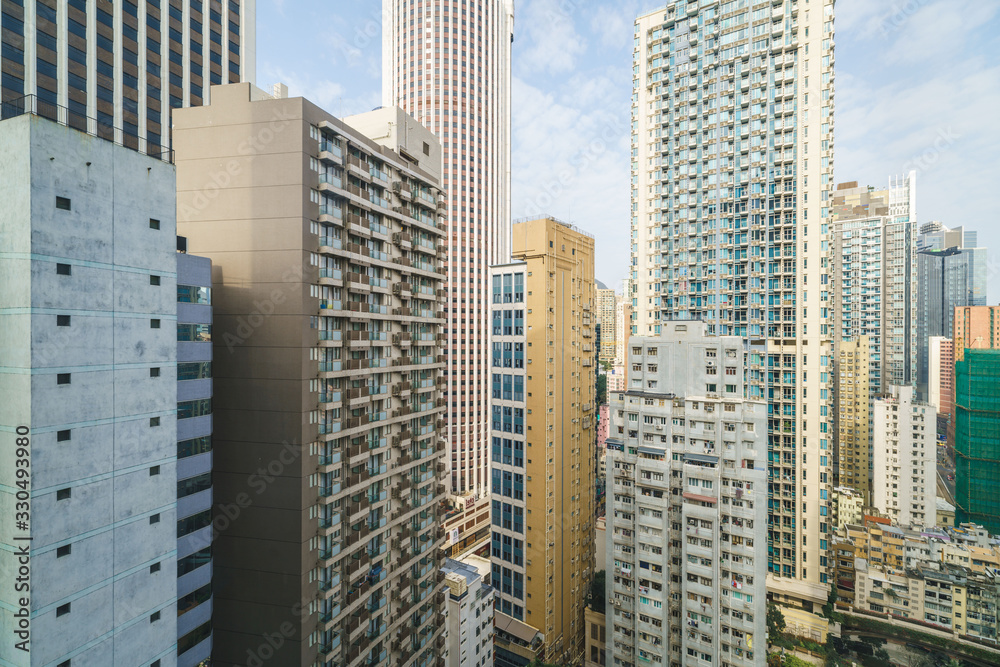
[57,315,71,327]
[56,603,71,617]
[56,196,71,210]
[150,562,161,574]
[57,661,70,667]
[150,367,160,377]
[56,488,71,501]
[56,263,71,275]
[57,373,71,385]
[423,141,430,156]
[150,417,160,427]
[150,275,161,286]
[150,611,160,623]
[56,544,72,557]
[149,218,160,230]
[57,430,71,442]
[150,513,160,524]
[151,660,161,667]
[149,465,160,476]
[150,319,161,329]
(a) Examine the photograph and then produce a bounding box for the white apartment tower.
[631,0,837,610]
[872,386,936,529]
[383,0,515,551]
[831,173,918,395]
[606,323,767,667]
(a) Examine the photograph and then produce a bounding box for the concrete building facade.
[382,0,515,554]
[442,555,495,667]
[606,324,768,667]
[872,386,936,529]
[173,83,449,667]
[597,287,618,365]
[489,217,596,666]
[0,114,179,666]
[835,337,870,502]
[0,0,255,155]
[954,306,1000,362]
[831,174,917,395]
[928,336,955,425]
[631,0,838,610]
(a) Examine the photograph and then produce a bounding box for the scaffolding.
[954,350,1000,534]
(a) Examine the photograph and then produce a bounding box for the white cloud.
[511,68,632,287]
[516,0,587,76]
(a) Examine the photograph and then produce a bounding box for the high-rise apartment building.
[383,0,515,553]
[916,228,988,398]
[954,306,1000,361]
[831,174,917,394]
[173,83,449,667]
[928,336,955,435]
[0,0,255,155]
[835,337,870,503]
[614,293,631,367]
[872,386,936,529]
[489,217,596,666]
[175,244,214,665]
[606,324,768,667]
[632,0,837,611]
[0,113,180,666]
[955,350,1000,535]
[597,286,618,365]
[918,221,977,252]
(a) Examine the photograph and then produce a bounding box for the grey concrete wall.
[0,115,178,667]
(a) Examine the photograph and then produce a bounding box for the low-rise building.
[443,555,495,667]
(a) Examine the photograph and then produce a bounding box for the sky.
[256,0,1000,301]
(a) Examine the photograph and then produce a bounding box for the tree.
[767,602,786,640]
[596,373,608,405]
[587,570,606,614]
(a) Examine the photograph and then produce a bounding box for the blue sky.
[257,0,1000,300]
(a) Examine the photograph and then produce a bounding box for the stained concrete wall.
[0,115,178,666]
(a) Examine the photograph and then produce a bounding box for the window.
[150,513,160,524]
[177,509,212,537]
[57,430,71,442]
[178,583,212,616]
[149,466,160,476]
[149,218,160,229]
[150,319,161,328]
[56,545,71,558]
[150,562,161,574]
[57,661,70,667]
[57,373,71,385]
[177,546,211,576]
[56,488,71,500]
[150,611,161,623]
[56,263,71,275]
[178,435,212,458]
[56,196,71,210]
[56,603,71,617]
[177,285,211,304]
[150,367,160,377]
[150,417,160,427]
[57,315,71,327]
[178,362,212,381]
[150,275,161,286]
[178,473,212,498]
[423,141,430,155]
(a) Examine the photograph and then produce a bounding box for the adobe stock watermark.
[521,113,628,218]
[901,127,960,176]
[178,107,297,223]
[220,258,311,353]
[878,0,930,37]
[211,439,306,541]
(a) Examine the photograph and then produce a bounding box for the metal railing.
[0,94,173,162]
